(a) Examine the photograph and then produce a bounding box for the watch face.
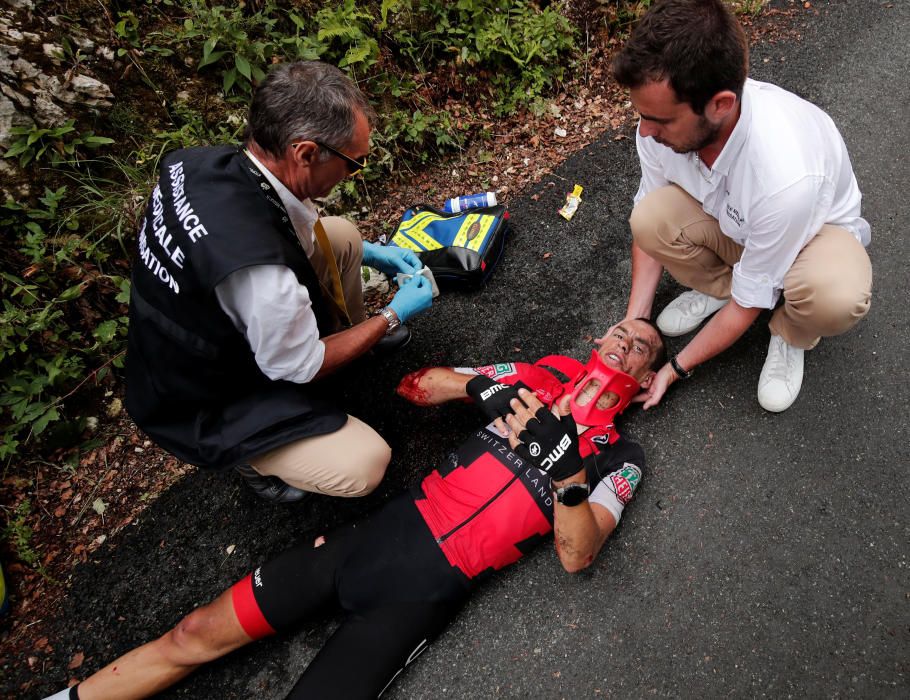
[558,484,589,507]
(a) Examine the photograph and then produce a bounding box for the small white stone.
[0,83,31,110]
[12,57,39,79]
[0,44,20,75]
[97,45,115,61]
[42,42,63,61]
[361,267,390,295]
[554,127,568,138]
[33,92,67,126]
[69,73,114,100]
[107,397,123,418]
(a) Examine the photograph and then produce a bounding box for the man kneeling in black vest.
[125,61,434,503]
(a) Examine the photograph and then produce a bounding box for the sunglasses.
[315,141,367,175]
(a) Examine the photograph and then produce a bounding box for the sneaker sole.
[655,321,704,337]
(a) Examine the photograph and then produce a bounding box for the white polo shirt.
[214,151,326,384]
[634,78,870,309]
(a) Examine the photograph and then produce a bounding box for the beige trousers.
[249,216,391,497]
[630,185,872,349]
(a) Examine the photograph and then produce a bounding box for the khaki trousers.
[249,216,391,497]
[630,185,872,349]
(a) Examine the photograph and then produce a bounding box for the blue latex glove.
[388,274,433,323]
[363,241,422,277]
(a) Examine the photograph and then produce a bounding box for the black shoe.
[373,324,412,355]
[235,464,310,503]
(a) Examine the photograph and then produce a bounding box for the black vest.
[125,146,346,470]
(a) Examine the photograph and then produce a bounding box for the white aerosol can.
[442,192,498,213]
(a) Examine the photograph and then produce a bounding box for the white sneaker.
[757,335,804,412]
[656,290,729,336]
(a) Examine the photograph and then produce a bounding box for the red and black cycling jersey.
[469,360,624,451]
[227,356,645,697]
[414,360,645,580]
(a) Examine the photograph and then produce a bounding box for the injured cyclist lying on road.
[44,319,665,700]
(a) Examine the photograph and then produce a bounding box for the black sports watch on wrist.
[554,482,590,507]
[670,355,692,379]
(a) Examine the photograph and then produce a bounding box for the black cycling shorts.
[230,494,470,699]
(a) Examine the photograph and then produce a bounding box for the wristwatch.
[670,355,692,379]
[554,482,590,507]
[380,306,400,335]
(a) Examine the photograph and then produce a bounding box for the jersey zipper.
[435,473,520,545]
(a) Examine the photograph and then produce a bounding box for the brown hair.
[633,317,668,370]
[612,0,748,114]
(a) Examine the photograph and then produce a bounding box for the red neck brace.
[568,350,640,427]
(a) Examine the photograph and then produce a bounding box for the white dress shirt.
[634,78,870,309]
[214,150,326,384]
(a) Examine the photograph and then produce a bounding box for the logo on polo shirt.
[725,203,745,227]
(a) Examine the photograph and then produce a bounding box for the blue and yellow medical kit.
[388,204,510,288]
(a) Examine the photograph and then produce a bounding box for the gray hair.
[244,61,376,158]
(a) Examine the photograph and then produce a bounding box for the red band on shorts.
[230,573,276,640]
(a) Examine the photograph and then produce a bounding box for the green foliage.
[0,96,250,462]
[734,0,768,17]
[157,0,576,164]
[311,0,379,71]
[3,500,41,570]
[0,187,129,461]
[3,120,114,168]
[174,1,278,96]
[114,11,142,49]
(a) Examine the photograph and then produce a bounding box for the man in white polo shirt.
[604,0,872,412]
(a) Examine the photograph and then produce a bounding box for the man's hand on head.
[504,389,584,482]
[635,362,677,409]
[594,319,632,347]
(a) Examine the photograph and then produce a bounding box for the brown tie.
[312,218,352,328]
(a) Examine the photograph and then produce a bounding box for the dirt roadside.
[0,4,807,692]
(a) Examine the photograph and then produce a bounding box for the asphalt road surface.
[22,0,909,697]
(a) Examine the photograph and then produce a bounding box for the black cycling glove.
[514,406,583,482]
[466,375,528,421]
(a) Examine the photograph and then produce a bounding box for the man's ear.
[638,370,656,390]
[705,89,738,123]
[291,140,320,168]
